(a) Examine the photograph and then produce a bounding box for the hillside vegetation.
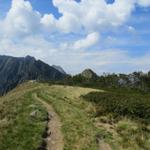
[0,82,48,150]
[0,82,150,150]
[82,90,150,149]
[83,91,150,122]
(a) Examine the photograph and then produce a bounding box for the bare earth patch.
[99,141,112,150]
[34,93,64,150]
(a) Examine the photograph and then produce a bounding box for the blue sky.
[0,0,150,74]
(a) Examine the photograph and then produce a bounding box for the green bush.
[82,91,150,123]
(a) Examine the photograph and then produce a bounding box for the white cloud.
[41,0,150,33]
[0,0,150,37]
[0,0,41,38]
[137,0,150,7]
[45,0,131,33]
[0,34,150,74]
[73,32,100,49]
[128,26,136,33]
[41,14,57,32]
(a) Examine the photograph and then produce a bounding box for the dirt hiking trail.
[33,93,64,150]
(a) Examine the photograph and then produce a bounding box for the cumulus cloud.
[0,0,41,38]
[41,0,150,34]
[73,32,100,49]
[41,14,57,32]
[1,0,150,36]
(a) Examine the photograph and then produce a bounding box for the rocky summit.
[80,68,98,79]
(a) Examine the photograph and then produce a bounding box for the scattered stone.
[30,110,38,118]
[29,104,37,109]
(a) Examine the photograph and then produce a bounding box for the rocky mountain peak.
[81,68,98,79]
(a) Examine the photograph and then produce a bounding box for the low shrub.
[82,91,150,123]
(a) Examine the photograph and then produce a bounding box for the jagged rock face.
[81,69,98,79]
[0,55,66,95]
[52,65,67,75]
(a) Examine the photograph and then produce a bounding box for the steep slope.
[0,55,66,95]
[52,65,67,75]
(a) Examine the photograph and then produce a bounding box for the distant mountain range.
[0,55,149,95]
[0,55,67,95]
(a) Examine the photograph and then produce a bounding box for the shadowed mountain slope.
[0,55,66,95]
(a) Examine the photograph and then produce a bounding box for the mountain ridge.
[52,65,67,75]
[0,55,66,95]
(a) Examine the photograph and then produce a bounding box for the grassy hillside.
[0,82,150,150]
[37,85,102,150]
[0,82,48,150]
[82,91,150,150]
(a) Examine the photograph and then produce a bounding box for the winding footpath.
[33,93,64,150]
